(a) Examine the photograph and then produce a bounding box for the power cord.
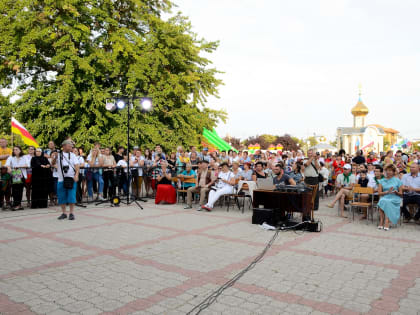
[186,220,323,315]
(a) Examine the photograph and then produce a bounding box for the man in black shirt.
[352,150,366,165]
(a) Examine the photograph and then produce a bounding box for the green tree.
[0,0,226,151]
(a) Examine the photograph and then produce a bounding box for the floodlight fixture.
[116,99,126,109]
[140,97,153,111]
[105,100,117,112]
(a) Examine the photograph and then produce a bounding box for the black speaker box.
[252,208,275,225]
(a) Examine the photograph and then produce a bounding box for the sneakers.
[196,207,203,211]
[184,205,193,209]
[69,213,75,221]
[97,195,106,201]
[58,213,67,220]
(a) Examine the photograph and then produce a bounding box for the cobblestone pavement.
[1,197,419,315]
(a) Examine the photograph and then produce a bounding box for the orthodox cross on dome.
[358,83,362,101]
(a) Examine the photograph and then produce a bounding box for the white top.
[76,156,85,175]
[5,156,29,179]
[319,167,329,185]
[336,173,356,188]
[130,155,144,176]
[117,160,128,173]
[216,171,234,189]
[56,151,79,182]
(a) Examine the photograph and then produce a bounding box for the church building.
[336,89,398,155]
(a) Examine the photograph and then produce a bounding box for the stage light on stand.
[116,100,126,109]
[105,100,116,112]
[140,97,153,111]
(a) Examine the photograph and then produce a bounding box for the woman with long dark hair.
[31,148,52,208]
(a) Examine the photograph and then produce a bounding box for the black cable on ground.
[186,221,312,315]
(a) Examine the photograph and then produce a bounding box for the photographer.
[53,140,80,220]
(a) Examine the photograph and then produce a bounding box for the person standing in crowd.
[303,149,320,210]
[49,151,59,206]
[73,147,85,204]
[102,147,116,200]
[143,148,154,197]
[5,146,28,211]
[44,141,56,158]
[377,164,403,230]
[116,153,129,195]
[114,146,125,163]
[54,140,80,220]
[401,163,420,223]
[201,162,234,211]
[327,164,355,217]
[0,138,12,208]
[0,138,12,167]
[152,144,166,160]
[30,148,51,208]
[24,146,35,207]
[87,147,105,201]
[130,148,144,199]
[185,160,216,210]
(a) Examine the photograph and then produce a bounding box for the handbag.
[11,160,24,184]
[11,169,24,184]
[311,162,324,183]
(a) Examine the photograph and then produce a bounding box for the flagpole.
[11,116,13,149]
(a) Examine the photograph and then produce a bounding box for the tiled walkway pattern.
[0,198,419,315]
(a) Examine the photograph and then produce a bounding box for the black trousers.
[401,194,420,220]
[304,176,319,210]
[76,174,85,203]
[12,183,24,207]
[103,171,115,199]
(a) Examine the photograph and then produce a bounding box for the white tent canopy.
[309,143,338,152]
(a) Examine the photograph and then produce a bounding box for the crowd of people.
[0,136,419,226]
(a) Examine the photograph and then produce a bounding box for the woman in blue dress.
[377,164,403,230]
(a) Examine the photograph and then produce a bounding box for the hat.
[203,148,209,151]
[133,146,139,150]
[61,139,74,146]
[343,164,351,170]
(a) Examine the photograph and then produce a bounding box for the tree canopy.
[0,0,226,151]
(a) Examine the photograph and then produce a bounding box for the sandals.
[377,226,383,230]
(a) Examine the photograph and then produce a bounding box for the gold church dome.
[351,98,369,116]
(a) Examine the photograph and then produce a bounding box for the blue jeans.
[87,172,104,197]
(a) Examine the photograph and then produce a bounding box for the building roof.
[337,126,386,135]
[351,97,369,116]
[369,124,399,134]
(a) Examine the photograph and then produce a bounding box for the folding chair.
[349,186,374,222]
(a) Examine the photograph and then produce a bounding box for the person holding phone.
[377,164,403,230]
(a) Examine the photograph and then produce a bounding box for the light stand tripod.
[105,95,153,210]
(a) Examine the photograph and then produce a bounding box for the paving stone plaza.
[1,198,420,315]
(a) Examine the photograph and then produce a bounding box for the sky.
[173,0,420,141]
